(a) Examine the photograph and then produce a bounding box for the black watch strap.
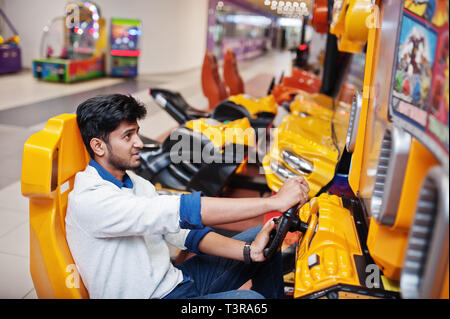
[243,241,252,264]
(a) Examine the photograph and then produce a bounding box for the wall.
[0,0,209,74]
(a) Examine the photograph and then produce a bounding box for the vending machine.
[110,18,141,77]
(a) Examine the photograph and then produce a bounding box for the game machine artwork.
[0,9,21,74]
[33,1,106,83]
[110,18,141,77]
[392,0,449,154]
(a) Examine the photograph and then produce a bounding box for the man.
[66,94,309,299]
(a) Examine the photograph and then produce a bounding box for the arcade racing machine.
[148,48,278,132]
[266,0,448,299]
[33,1,106,83]
[134,116,255,197]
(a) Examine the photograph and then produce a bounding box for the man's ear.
[90,138,106,157]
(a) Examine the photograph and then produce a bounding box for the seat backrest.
[149,88,191,124]
[21,114,90,299]
[281,75,321,94]
[223,49,244,95]
[201,50,229,110]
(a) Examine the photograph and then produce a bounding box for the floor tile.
[0,153,24,182]
[0,222,29,257]
[0,253,33,299]
[23,288,37,299]
[0,209,27,238]
[0,71,124,111]
[0,175,18,192]
[0,181,29,214]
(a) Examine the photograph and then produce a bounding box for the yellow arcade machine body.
[227,94,278,121]
[262,105,350,198]
[292,0,448,299]
[262,53,363,198]
[21,114,89,298]
[185,116,255,176]
[185,117,255,149]
[262,0,369,198]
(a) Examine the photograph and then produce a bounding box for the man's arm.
[197,219,275,262]
[200,176,309,226]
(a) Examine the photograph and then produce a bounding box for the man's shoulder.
[71,165,112,194]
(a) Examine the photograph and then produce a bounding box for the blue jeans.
[163,226,285,299]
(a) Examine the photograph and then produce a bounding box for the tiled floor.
[0,49,293,298]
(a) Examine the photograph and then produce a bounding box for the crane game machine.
[110,18,141,77]
[33,1,106,83]
[266,0,448,299]
[0,9,22,74]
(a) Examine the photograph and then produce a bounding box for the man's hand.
[250,219,276,262]
[270,176,309,212]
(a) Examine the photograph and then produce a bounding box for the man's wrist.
[265,196,279,212]
[250,242,264,262]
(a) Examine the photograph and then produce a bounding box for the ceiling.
[241,0,313,18]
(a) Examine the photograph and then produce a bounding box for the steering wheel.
[263,204,309,259]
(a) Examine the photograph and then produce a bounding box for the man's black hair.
[76,94,147,158]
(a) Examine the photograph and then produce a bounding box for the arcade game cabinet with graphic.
[110,18,141,77]
[0,9,21,74]
[33,1,106,83]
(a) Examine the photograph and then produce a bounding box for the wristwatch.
[243,241,253,264]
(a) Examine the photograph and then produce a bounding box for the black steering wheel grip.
[263,205,299,259]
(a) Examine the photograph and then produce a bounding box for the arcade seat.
[201,50,229,110]
[271,69,322,105]
[223,49,244,95]
[21,114,89,299]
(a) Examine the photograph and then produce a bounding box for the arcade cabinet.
[272,0,448,299]
[0,9,22,74]
[110,18,141,77]
[33,1,106,83]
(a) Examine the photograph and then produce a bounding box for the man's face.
[104,120,144,171]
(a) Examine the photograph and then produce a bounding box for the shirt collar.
[89,158,133,189]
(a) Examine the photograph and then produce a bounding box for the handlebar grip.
[263,205,299,259]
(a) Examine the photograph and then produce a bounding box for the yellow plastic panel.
[290,97,334,120]
[294,194,363,298]
[348,15,378,194]
[228,94,278,118]
[22,114,90,299]
[330,0,372,53]
[262,114,340,197]
[185,117,255,148]
[366,139,439,280]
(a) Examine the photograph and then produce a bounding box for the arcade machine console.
[0,9,22,74]
[33,1,106,83]
[266,0,448,299]
[110,18,141,77]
